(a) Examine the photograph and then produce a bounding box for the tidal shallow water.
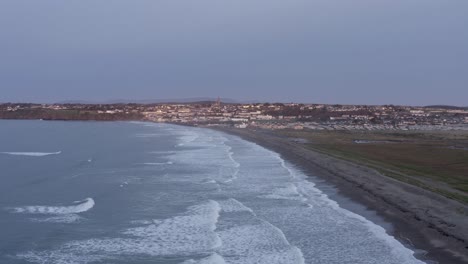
[0,120,424,264]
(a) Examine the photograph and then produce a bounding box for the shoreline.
[212,126,468,264]
[2,119,467,262]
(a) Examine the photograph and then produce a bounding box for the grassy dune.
[276,129,468,203]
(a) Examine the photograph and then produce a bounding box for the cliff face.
[0,109,144,121]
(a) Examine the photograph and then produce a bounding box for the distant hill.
[55,100,96,104]
[56,98,260,105]
[423,105,468,110]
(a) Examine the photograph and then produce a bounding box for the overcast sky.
[0,0,467,105]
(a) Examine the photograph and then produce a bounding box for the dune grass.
[277,129,468,204]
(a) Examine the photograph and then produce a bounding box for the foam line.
[11,198,95,215]
[139,161,173,165]
[270,151,425,263]
[182,253,226,264]
[217,222,305,264]
[219,198,254,214]
[202,179,218,184]
[31,214,82,223]
[1,151,61,157]
[17,201,223,263]
[260,184,307,202]
[220,143,240,183]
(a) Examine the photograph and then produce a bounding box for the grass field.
[276,129,468,203]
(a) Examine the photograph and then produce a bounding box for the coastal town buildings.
[1,102,467,131]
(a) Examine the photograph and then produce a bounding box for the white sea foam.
[123,200,221,242]
[218,198,254,214]
[226,148,240,168]
[111,201,221,254]
[267,151,425,263]
[139,161,173,166]
[176,130,200,146]
[15,125,425,264]
[260,184,307,202]
[182,253,226,264]
[17,251,104,264]
[224,146,240,183]
[130,220,153,225]
[220,133,424,263]
[171,126,424,263]
[11,198,95,215]
[18,201,222,263]
[0,151,61,157]
[332,197,426,263]
[202,179,218,184]
[129,219,163,225]
[217,222,305,264]
[31,214,83,223]
[278,156,296,177]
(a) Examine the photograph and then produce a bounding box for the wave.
[11,198,95,215]
[217,221,305,264]
[224,145,240,183]
[18,201,222,263]
[260,184,307,202]
[31,214,83,223]
[139,161,173,166]
[123,200,221,242]
[14,125,424,263]
[201,179,218,184]
[182,253,226,264]
[17,251,103,264]
[0,151,61,157]
[218,198,254,214]
[266,150,425,263]
[176,132,199,146]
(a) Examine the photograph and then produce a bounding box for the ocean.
[0,120,425,264]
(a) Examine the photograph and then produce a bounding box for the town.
[1,100,467,131]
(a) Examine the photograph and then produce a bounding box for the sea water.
[0,120,425,264]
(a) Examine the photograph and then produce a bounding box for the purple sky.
[1,0,467,105]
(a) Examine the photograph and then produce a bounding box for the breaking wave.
[10,123,426,264]
[139,161,173,166]
[10,198,95,215]
[0,151,62,157]
[18,201,222,263]
[218,198,254,214]
[31,214,83,224]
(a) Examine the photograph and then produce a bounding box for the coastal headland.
[212,127,468,264]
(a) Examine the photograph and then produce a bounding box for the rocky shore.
[213,127,468,264]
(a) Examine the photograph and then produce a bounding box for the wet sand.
[213,127,468,264]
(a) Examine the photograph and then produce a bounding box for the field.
[275,129,468,203]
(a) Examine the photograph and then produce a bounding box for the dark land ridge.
[2,102,467,128]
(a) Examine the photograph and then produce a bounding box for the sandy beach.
[213,127,468,264]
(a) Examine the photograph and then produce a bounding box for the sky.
[0,0,467,106]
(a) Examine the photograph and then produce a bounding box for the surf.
[10,198,95,215]
[0,151,62,157]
